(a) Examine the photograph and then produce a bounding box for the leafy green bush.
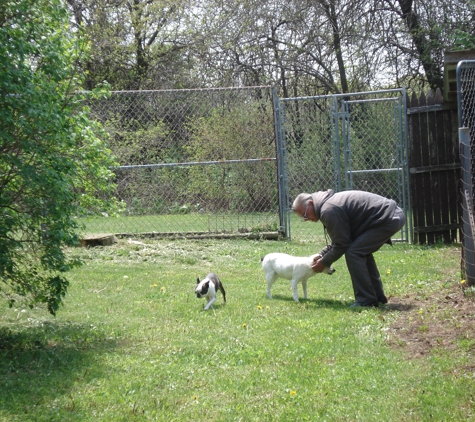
[0,0,121,314]
[186,102,276,212]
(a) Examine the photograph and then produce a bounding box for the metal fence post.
[273,88,290,238]
[457,60,475,285]
[340,98,352,190]
[400,88,413,243]
[330,96,343,192]
[459,127,475,284]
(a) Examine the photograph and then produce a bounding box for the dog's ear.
[197,277,200,284]
[200,280,210,294]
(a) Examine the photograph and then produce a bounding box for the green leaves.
[0,0,120,314]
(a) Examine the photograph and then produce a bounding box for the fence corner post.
[459,127,475,285]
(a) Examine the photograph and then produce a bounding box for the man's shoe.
[350,302,378,308]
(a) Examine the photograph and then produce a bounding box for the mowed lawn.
[0,238,473,421]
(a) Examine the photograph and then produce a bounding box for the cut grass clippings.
[0,239,473,421]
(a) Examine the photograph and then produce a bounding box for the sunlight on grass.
[0,239,470,421]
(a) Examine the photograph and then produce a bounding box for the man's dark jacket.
[311,189,397,267]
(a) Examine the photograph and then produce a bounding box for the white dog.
[195,273,226,310]
[261,249,335,302]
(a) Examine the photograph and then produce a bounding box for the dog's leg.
[266,273,278,299]
[291,279,300,302]
[302,279,308,300]
[204,297,216,310]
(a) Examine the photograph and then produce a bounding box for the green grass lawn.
[78,211,408,245]
[78,212,280,237]
[0,239,472,421]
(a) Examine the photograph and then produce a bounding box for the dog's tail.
[219,284,226,303]
[215,279,226,303]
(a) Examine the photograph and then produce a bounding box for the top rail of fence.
[107,85,273,94]
[279,88,405,102]
[117,157,276,170]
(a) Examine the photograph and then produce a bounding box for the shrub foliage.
[0,0,120,314]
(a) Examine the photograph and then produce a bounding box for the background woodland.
[66,0,475,94]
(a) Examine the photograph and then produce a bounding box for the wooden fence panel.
[408,89,461,244]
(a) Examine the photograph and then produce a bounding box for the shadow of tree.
[0,322,118,417]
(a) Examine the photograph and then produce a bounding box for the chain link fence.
[85,87,280,238]
[457,61,475,286]
[84,87,411,244]
[278,89,410,243]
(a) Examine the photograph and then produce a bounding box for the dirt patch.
[386,283,475,359]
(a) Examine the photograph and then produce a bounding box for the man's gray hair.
[292,193,312,212]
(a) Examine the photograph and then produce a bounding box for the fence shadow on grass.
[0,322,117,418]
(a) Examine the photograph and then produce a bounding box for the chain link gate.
[85,87,281,238]
[276,89,410,243]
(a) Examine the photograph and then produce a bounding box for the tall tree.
[67,0,190,90]
[0,0,120,314]
[189,0,386,95]
[65,0,475,94]
[376,0,475,91]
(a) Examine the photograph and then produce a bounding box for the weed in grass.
[462,284,475,299]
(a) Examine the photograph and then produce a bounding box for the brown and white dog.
[261,246,335,302]
[195,273,226,310]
